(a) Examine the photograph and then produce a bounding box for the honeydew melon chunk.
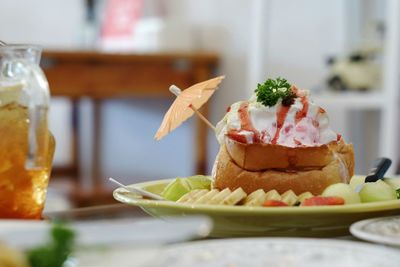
[162,178,191,201]
[162,175,212,201]
[298,192,314,203]
[186,175,212,189]
[322,183,361,204]
[349,176,366,191]
[383,177,400,190]
[359,180,397,203]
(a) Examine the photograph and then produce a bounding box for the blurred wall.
[264,0,348,89]
[0,0,85,48]
[0,0,85,168]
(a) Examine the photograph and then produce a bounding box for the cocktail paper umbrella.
[154,75,225,140]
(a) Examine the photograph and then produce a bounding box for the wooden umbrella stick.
[190,105,216,131]
[169,85,216,131]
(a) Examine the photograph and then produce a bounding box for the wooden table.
[41,50,219,206]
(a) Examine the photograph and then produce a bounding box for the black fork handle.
[365,158,392,183]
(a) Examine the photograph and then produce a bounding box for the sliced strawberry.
[263,200,289,207]
[301,196,345,206]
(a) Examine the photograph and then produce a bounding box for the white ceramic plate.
[0,216,212,249]
[59,238,400,267]
[2,220,399,267]
[350,215,400,247]
[150,238,400,267]
[0,217,212,267]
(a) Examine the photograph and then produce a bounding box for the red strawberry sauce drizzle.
[271,105,290,144]
[271,86,306,145]
[226,130,249,143]
[238,102,261,142]
[227,102,261,143]
[295,96,309,124]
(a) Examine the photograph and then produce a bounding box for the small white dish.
[350,215,400,247]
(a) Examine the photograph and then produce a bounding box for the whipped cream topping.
[216,90,338,147]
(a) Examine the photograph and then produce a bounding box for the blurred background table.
[41,50,219,207]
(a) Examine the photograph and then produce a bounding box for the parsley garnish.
[396,188,400,199]
[27,223,75,267]
[255,77,296,107]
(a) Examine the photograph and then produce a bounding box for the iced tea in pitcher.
[0,45,54,219]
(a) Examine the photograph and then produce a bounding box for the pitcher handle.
[24,63,50,169]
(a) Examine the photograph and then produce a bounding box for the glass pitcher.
[0,45,55,219]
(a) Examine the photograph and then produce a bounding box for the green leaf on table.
[27,223,75,267]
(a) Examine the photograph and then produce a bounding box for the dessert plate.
[350,215,400,247]
[113,178,400,237]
